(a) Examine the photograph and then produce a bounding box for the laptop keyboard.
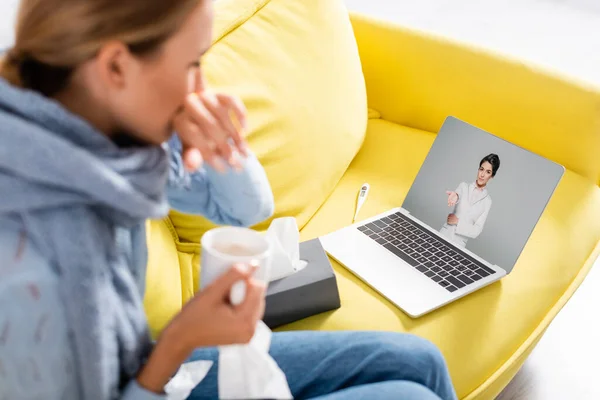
[357,212,496,293]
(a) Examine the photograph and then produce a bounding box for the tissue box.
[263,238,341,329]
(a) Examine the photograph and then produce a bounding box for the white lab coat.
[439,182,492,247]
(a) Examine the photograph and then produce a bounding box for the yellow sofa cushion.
[276,118,600,399]
[168,0,368,244]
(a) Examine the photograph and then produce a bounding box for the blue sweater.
[0,132,274,399]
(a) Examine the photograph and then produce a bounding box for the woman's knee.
[400,334,449,374]
[365,333,449,374]
[382,381,443,400]
[373,334,456,399]
[315,381,442,400]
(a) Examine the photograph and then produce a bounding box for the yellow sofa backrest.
[350,14,600,185]
[168,0,368,244]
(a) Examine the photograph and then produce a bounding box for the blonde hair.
[0,0,202,96]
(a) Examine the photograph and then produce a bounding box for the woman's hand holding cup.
[164,226,272,353]
[168,264,267,353]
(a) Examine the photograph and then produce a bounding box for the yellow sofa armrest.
[350,13,600,185]
[144,219,184,339]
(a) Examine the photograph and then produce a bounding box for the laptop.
[319,116,565,317]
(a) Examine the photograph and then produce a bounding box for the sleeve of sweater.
[165,135,275,227]
[0,220,165,400]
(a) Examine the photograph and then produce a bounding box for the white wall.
[1,0,599,86]
[0,0,19,50]
[343,0,600,86]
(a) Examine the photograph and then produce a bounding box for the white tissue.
[218,321,293,399]
[265,217,308,282]
[164,360,214,400]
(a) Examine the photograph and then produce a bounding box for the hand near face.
[446,191,459,207]
[172,69,249,172]
[447,213,459,225]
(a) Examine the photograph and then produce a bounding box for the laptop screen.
[401,116,564,273]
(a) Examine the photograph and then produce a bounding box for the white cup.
[200,226,273,293]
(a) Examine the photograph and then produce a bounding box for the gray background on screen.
[402,117,564,273]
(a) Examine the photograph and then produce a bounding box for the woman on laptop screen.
[440,153,500,247]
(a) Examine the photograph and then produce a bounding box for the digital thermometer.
[353,183,370,223]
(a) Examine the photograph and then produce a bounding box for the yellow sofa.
[143,0,600,398]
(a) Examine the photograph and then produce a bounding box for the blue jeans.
[187,331,458,400]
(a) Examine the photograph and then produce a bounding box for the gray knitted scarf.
[0,78,170,399]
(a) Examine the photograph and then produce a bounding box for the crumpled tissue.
[164,360,214,400]
[218,320,293,399]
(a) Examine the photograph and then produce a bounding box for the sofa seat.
[277,117,600,399]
